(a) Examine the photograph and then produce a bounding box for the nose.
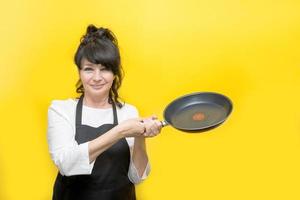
[92,69,103,81]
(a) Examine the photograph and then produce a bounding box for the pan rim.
[163,91,233,131]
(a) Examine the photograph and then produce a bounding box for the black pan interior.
[163,92,233,132]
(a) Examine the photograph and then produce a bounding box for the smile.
[91,84,105,89]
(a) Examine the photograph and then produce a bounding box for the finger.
[153,122,161,130]
[151,115,158,120]
[137,118,146,124]
[143,131,152,137]
[144,115,158,121]
[144,132,155,137]
[150,122,161,133]
[144,126,155,137]
[138,122,146,134]
[154,120,162,128]
[150,125,159,133]
[144,124,152,135]
[151,124,161,135]
[143,120,159,135]
[150,126,160,136]
[141,118,151,123]
[151,129,159,136]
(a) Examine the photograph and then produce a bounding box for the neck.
[83,94,111,109]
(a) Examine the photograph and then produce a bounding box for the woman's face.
[79,58,115,99]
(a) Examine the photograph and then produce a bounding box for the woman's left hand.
[141,115,162,137]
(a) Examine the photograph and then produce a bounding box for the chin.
[88,89,109,97]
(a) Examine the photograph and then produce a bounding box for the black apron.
[52,95,136,200]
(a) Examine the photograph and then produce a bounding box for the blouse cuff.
[128,159,151,184]
[79,142,95,174]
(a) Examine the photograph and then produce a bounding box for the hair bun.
[86,24,98,34]
[80,24,118,46]
[85,24,112,40]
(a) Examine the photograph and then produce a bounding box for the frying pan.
[160,92,233,133]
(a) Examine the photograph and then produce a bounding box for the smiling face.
[79,58,115,99]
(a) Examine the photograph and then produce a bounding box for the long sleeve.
[47,101,95,176]
[125,105,151,184]
[127,141,151,184]
[47,99,151,181]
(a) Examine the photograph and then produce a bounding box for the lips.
[91,84,105,89]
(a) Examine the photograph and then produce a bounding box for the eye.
[100,68,108,71]
[83,67,93,71]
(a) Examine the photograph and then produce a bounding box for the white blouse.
[47,98,150,184]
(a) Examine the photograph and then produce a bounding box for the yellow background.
[1,0,300,199]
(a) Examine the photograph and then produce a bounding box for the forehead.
[81,58,104,67]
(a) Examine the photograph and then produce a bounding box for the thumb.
[151,115,158,120]
[137,117,145,123]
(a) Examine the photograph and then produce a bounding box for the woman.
[47,24,162,200]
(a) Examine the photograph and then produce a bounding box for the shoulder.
[48,98,78,121]
[49,98,77,111]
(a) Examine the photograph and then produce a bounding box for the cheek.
[110,76,116,85]
[79,73,91,83]
[105,73,115,83]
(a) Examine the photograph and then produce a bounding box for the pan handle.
[160,120,169,127]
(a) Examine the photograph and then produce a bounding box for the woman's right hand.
[116,118,146,138]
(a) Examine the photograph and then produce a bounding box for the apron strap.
[112,101,118,125]
[75,95,84,127]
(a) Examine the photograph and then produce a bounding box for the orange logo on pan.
[192,112,205,121]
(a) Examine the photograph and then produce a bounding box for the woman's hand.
[116,115,162,138]
[141,115,162,138]
[116,118,146,138]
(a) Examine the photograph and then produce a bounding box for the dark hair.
[74,24,124,108]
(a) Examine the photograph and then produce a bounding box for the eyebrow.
[82,63,106,68]
[83,63,94,66]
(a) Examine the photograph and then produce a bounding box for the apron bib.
[52,95,136,200]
